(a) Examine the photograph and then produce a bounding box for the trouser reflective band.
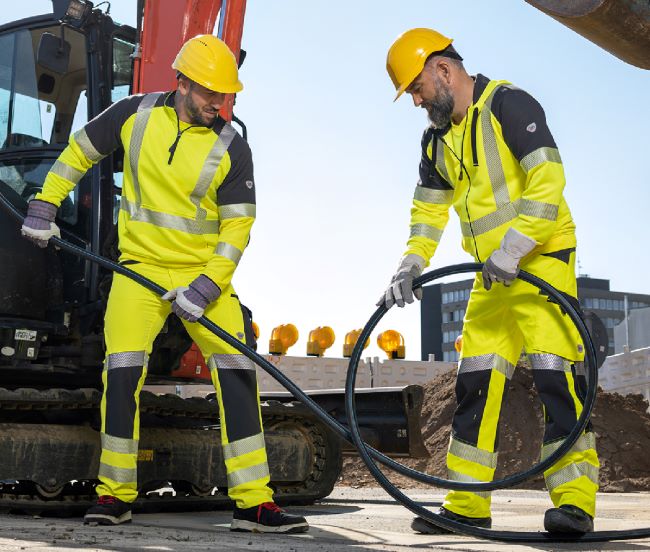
[209,354,273,508]
[96,351,148,503]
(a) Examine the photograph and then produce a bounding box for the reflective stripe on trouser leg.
[96,351,149,503]
[531,354,599,517]
[443,353,515,519]
[208,354,272,508]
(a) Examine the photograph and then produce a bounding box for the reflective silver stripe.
[447,470,490,498]
[218,203,256,220]
[190,124,237,220]
[545,461,599,492]
[73,127,105,162]
[223,432,266,461]
[449,437,498,469]
[481,88,509,207]
[208,354,256,371]
[129,93,162,207]
[435,138,451,184]
[541,433,596,462]
[459,353,515,380]
[410,223,443,242]
[528,353,570,372]
[460,202,518,238]
[459,197,558,238]
[574,361,586,377]
[98,462,137,484]
[516,198,558,221]
[520,147,562,173]
[121,199,220,234]
[106,351,147,369]
[227,461,270,488]
[414,186,453,205]
[50,160,85,184]
[101,434,139,455]
[215,242,242,265]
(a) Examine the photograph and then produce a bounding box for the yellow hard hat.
[386,28,453,101]
[172,35,243,93]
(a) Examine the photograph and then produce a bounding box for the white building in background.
[614,306,650,354]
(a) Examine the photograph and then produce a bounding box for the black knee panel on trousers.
[106,365,144,438]
[219,369,262,442]
[452,371,503,447]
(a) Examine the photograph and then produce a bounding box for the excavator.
[0,0,429,515]
[0,0,647,516]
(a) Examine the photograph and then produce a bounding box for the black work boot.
[411,507,492,534]
[544,505,594,534]
[84,495,132,525]
[230,502,309,533]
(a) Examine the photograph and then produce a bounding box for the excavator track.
[0,388,342,516]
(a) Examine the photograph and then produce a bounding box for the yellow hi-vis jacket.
[35,92,255,291]
[405,74,576,265]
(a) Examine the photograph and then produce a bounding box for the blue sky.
[3,1,649,359]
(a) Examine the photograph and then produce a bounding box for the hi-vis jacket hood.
[404,74,576,265]
[36,92,255,291]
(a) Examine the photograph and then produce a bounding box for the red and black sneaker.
[230,502,309,533]
[84,495,132,525]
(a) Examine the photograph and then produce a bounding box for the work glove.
[482,227,537,290]
[377,254,425,308]
[162,274,221,322]
[20,199,60,248]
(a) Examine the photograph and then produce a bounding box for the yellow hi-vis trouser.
[95,262,274,508]
[443,250,599,519]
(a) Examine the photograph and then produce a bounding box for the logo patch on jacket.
[526,122,537,133]
[246,180,254,189]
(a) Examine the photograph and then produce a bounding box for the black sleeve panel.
[419,127,453,190]
[84,94,144,156]
[217,132,256,206]
[491,87,557,162]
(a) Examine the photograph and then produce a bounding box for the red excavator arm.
[133,0,247,120]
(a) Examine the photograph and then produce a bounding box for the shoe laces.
[257,502,282,520]
[97,495,117,505]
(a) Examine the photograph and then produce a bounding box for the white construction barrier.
[599,347,650,411]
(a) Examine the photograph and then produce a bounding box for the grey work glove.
[482,228,537,290]
[377,254,426,308]
[20,199,60,248]
[162,274,221,322]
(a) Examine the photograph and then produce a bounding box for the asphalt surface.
[0,488,649,551]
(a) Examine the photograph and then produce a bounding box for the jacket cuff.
[27,199,58,222]
[189,274,222,304]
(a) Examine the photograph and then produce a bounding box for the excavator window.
[0,24,89,225]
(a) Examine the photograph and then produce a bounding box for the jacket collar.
[472,74,491,105]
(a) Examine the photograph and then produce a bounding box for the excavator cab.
[0,6,138,386]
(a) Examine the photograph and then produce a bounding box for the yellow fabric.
[172,34,243,93]
[35,98,253,291]
[96,263,273,507]
[404,78,576,265]
[442,252,598,518]
[386,28,453,100]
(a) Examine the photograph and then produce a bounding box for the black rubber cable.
[2,195,649,543]
[344,264,650,542]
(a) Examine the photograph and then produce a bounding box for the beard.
[423,76,455,129]
[184,93,217,127]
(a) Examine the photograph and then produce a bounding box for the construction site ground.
[0,487,649,551]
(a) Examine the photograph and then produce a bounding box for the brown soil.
[339,366,650,492]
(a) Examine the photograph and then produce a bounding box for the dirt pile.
[339,367,650,492]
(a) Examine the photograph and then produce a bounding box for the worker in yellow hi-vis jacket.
[20,35,308,535]
[379,28,599,535]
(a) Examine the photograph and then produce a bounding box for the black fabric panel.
[470,107,479,166]
[105,365,144,439]
[472,74,490,105]
[491,86,557,162]
[532,369,579,443]
[419,128,453,190]
[541,248,576,264]
[219,369,262,442]
[215,128,255,206]
[84,94,147,156]
[452,371,495,447]
[239,302,257,350]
